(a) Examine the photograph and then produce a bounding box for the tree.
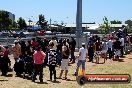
[110,20,122,24]
[0,10,12,29]
[98,16,111,35]
[125,20,132,33]
[37,14,47,30]
[17,17,27,29]
[125,20,132,28]
[12,20,18,29]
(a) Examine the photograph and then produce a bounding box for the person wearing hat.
[74,43,88,76]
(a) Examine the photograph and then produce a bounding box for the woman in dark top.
[94,38,102,64]
[69,37,76,63]
[56,39,63,66]
[20,41,26,56]
[26,40,33,56]
[113,38,121,61]
[59,40,70,80]
[87,37,94,62]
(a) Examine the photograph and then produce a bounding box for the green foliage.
[17,17,27,29]
[8,20,18,30]
[37,14,47,30]
[125,25,132,33]
[110,20,122,24]
[125,20,132,33]
[0,10,12,29]
[12,20,17,28]
[98,16,111,35]
[125,20,132,28]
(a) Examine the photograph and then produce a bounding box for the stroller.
[14,56,25,76]
[22,55,34,79]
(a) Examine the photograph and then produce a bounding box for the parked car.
[9,32,26,38]
[37,30,46,36]
[0,32,10,37]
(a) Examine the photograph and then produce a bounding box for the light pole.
[50,19,52,31]
[76,0,82,48]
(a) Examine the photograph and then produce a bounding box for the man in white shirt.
[119,37,125,57]
[74,43,88,76]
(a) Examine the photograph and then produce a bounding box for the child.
[48,42,57,82]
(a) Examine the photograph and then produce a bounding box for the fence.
[0,35,89,53]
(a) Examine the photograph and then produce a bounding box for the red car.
[37,30,46,36]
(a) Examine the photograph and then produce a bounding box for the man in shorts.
[58,40,70,80]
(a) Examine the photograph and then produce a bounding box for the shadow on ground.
[0,79,8,81]
[35,81,48,84]
[6,74,13,77]
[118,59,125,62]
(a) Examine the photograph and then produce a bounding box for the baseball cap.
[82,43,85,45]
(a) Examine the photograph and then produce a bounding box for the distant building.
[60,23,128,34]
[26,22,37,26]
[8,12,15,21]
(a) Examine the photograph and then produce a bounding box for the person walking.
[74,43,88,76]
[32,46,46,83]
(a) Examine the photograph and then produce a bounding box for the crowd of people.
[0,36,76,82]
[0,28,132,83]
